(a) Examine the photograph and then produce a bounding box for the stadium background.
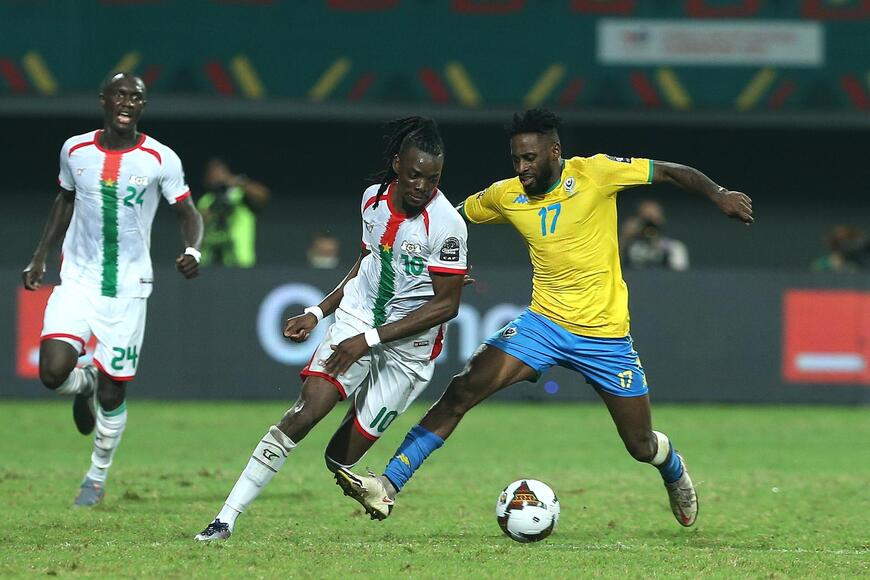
[2,0,868,405]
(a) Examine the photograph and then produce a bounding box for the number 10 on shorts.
[369,407,398,433]
[111,346,139,370]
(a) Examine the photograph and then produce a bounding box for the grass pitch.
[1,401,867,578]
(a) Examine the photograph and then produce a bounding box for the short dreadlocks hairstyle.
[370,117,444,208]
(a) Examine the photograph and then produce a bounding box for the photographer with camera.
[196,158,271,268]
[620,200,689,271]
[811,225,868,273]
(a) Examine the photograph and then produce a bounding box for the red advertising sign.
[16,287,95,379]
[782,290,870,385]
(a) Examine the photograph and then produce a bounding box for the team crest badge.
[564,177,575,195]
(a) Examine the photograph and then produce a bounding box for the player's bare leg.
[324,408,377,472]
[337,346,536,519]
[75,373,127,507]
[420,345,537,440]
[597,390,698,526]
[197,376,342,541]
[327,409,398,519]
[39,340,99,436]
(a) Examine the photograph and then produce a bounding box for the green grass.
[1,401,867,578]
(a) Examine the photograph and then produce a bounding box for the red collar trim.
[94,129,146,154]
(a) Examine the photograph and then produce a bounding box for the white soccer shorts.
[40,282,147,381]
[301,307,439,440]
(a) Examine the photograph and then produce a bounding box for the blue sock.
[657,444,684,484]
[383,425,444,492]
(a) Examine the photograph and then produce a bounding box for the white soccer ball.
[495,479,560,543]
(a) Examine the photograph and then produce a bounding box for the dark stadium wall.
[2,116,869,270]
[3,267,869,405]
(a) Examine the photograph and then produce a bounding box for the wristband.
[303,306,324,323]
[184,247,202,263]
[364,328,381,348]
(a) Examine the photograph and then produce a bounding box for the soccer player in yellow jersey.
[336,109,753,528]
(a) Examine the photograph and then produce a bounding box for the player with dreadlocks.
[337,108,753,529]
[196,117,469,541]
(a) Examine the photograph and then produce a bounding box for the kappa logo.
[502,327,518,339]
[513,194,529,204]
[401,240,423,255]
[507,481,545,510]
[128,175,150,186]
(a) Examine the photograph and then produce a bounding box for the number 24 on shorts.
[111,346,139,370]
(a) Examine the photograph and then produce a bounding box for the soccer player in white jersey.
[195,117,468,541]
[21,73,203,507]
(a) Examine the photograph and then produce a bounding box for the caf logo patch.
[439,237,460,262]
[502,327,518,339]
[564,177,576,195]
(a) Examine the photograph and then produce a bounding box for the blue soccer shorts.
[485,308,648,397]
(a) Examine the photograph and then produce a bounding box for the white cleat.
[335,467,394,521]
[195,518,232,541]
[664,455,698,527]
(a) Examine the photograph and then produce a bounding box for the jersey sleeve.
[159,148,191,204]
[58,140,74,191]
[427,213,468,275]
[360,187,379,250]
[461,182,508,224]
[587,154,654,197]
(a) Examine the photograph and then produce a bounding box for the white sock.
[55,367,93,396]
[219,426,296,529]
[85,402,128,483]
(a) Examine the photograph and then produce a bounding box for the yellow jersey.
[463,154,653,338]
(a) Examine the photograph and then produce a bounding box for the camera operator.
[811,225,868,273]
[197,158,271,268]
[620,200,689,271]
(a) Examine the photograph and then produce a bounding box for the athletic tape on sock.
[87,404,128,481]
[225,428,296,513]
[651,431,671,466]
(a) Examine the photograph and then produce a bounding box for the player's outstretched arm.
[653,161,754,225]
[22,188,75,290]
[323,272,464,376]
[173,196,204,279]
[283,248,370,343]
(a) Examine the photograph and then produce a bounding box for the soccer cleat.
[335,467,394,521]
[73,365,98,435]
[73,477,105,507]
[195,519,232,542]
[664,454,698,527]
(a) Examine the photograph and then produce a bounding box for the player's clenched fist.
[175,253,200,279]
[22,260,46,290]
[283,312,318,342]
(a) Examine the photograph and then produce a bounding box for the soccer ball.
[495,479,560,543]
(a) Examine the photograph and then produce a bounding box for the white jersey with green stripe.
[340,182,468,329]
[57,130,191,298]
